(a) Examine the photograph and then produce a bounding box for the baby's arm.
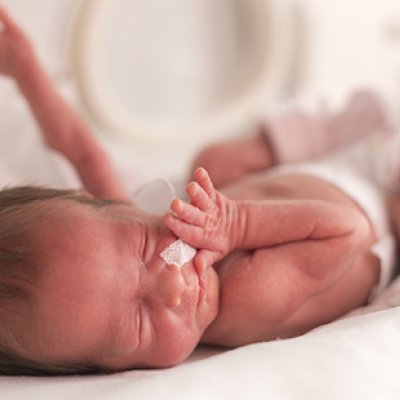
[165,167,370,279]
[0,7,128,200]
[165,168,374,345]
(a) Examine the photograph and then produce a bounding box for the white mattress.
[1,85,400,399]
[2,308,400,400]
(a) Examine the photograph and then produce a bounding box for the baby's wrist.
[227,200,247,250]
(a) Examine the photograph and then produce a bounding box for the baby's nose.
[153,266,186,308]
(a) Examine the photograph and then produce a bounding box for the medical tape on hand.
[160,239,197,267]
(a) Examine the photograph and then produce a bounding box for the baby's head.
[0,186,219,375]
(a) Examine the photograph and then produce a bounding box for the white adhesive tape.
[160,239,197,267]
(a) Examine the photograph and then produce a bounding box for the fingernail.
[187,181,197,193]
[173,198,182,211]
[198,167,207,177]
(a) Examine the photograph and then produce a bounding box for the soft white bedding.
[1,86,400,399]
[2,309,400,400]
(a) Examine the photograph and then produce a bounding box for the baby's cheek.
[151,331,199,367]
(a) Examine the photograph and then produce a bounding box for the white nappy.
[266,147,397,301]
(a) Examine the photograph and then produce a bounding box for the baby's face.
[16,199,220,370]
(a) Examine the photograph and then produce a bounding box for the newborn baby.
[0,7,395,375]
[0,167,387,374]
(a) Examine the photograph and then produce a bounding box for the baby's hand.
[0,7,33,77]
[164,168,240,271]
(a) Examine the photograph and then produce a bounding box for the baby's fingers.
[163,213,204,245]
[194,167,215,197]
[186,181,212,211]
[171,197,205,227]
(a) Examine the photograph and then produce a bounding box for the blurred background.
[2,0,400,187]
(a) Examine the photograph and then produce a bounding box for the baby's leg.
[190,90,389,188]
[0,7,128,200]
[264,90,390,164]
[18,60,128,200]
[189,130,273,188]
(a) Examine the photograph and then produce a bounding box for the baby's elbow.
[297,210,372,284]
[320,211,373,284]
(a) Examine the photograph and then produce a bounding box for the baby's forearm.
[14,57,128,200]
[233,199,369,250]
[166,168,369,273]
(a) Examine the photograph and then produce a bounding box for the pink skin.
[164,168,238,274]
[0,6,128,201]
[0,8,220,369]
[15,200,219,369]
[188,131,274,188]
[0,6,33,77]
[0,6,385,366]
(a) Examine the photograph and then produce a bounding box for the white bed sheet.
[2,309,400,400]
[1,87,400,399]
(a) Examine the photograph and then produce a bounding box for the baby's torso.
[201,171,380,345]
